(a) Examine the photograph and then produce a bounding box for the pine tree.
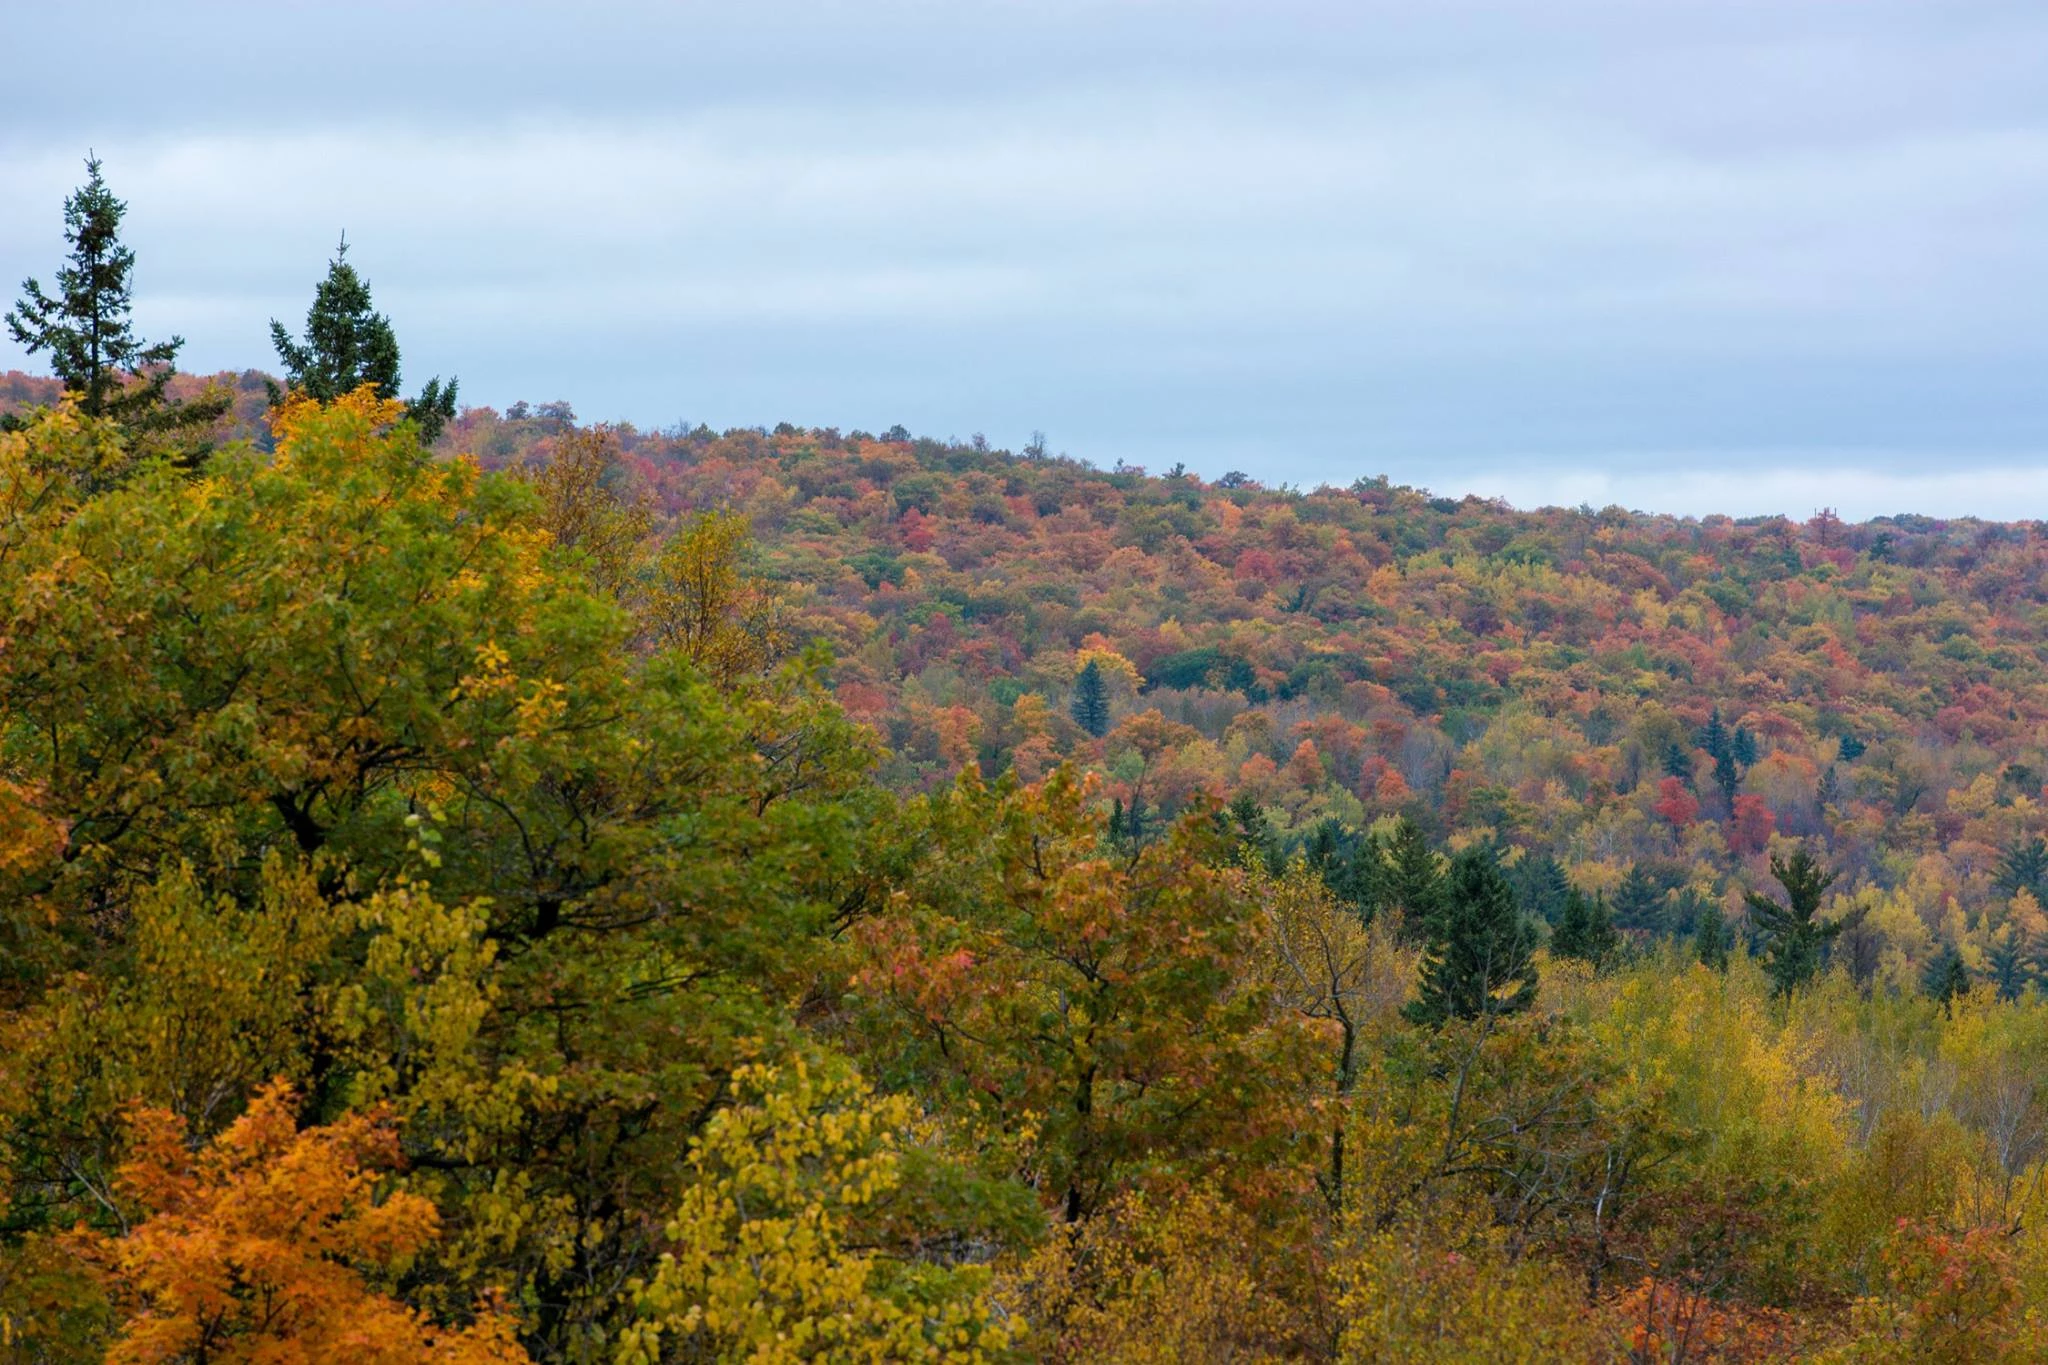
[1612,863,1667,934]
[7,156,224,446]
[1511,853,1571,925]
[1405,846,1539,1026]
[1921,945,1971,1013]
[1693,904,1731,971]
[1698,707,1730,764]
[1662,740,1695,785]
[270,235,458,444]
[1381,816,1447,941]
[1069,658,1110,738]
[1995,837,2048,900]
[1987,929,2030,1003]
[1550,889,1620,967]
[1744,847,1854,996]
[1713,748,1741,808]
[1732,725,1759,768]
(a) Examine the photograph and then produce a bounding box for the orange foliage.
[83,1080,527,1365]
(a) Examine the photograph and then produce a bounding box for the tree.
[1692,904,1731,971]
[1921,946,1972,1013]
[270,236,458,444]
[1405,846,1539,1027]
[1743,847,1853,996]
[1987,928,2031,1003]
[85,1079,527,1364]
[1550,889,1620,968]
[1070,657,1110,737]
[1381,816,1447,940]
[6,155,224,446]
[1612,864,1668,935]
[851,768,1315,1224]
[615,1060,1011,1365]
[1995,836,2048,901]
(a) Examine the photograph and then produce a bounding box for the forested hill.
[443,401,2048,994]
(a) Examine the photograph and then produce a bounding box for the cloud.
[5,2,2048,515]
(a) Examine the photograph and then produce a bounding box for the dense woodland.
[6,161,2048,1362]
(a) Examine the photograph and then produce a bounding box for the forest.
[4,162,2048,1362]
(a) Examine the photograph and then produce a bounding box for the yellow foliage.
[615,1059,1011,1364]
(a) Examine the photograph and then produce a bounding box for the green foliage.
[1745,848,1852,996]
[1069,657,1109,738]
[1405,847,1538,1026]
[1550,889,1620,968]
[5,156,224,452]
[270,236,458,444]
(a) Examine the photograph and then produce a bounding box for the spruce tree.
[1381,816,1447,940]
[1069,659,1109,738]
[1405,846,1539,1026]
[1995,836,2048,900]
[270,236,458,444]
[1713,748,1741,808]
[1612,863,1667,934]
[1662,740,1695,785]
[7,155,224,446]
[1693,904,1731,971]
[1699,707,1730,764]
[1744,847,1855,996]
[1987,930,2029,1003]
[1921,946,1971,1013]
[1550,889,1620,968]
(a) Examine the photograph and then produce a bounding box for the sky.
[5,0,2048,520]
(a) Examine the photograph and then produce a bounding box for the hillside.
[447,402,2048,993]
[7,384,2048,1360]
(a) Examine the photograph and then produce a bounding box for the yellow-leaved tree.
[615,1059,1011,1364]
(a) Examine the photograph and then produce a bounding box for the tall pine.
[1744,847,1854,996]
[270,236,458,444]
[7,156,224,447]
[1069,659,1109,738]
[1404,846,1539,1026]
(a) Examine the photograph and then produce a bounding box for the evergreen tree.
[1510,853,1571,925]
[1381,816,1447,940]
[1550,889,1620,968]
[6,156,224,446]
[1662,740,1695,785]
[1405,846,1539,1026]
[1693,904,1731,971]
[1224,791,1282,876]
[1069,659,1110,737]
[1995,836,2048,901]
[269,236,458,444]
[1612,864,1668,934]
[1698,707,1730,764]
[1921,945,1971,1013]
[1987,929,2030,1004]
[1731,725,1759,768]
[1713,748,1741,808]
[1744,847,1854,996]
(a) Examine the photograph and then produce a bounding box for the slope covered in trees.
[7,153,2048,1358]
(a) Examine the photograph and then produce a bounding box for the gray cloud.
[5,1,2048,516]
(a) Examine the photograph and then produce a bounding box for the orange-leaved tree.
[84,1078,526,1364]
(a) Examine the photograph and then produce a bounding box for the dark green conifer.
[1550,889,1620,968]
[1612,864,1668,934]
[270,235,458,444]
[1381,816,1447,940]
[1693,904,1731,971]
[1987,930,2030,1004]
[1069,659,1110,738]
[1405,846,1539,1026]
[1744,847,1856,996]
[1921,945,1971,1013]
[7,155,225,450]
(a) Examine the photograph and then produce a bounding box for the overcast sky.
[5,1,2047,519]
